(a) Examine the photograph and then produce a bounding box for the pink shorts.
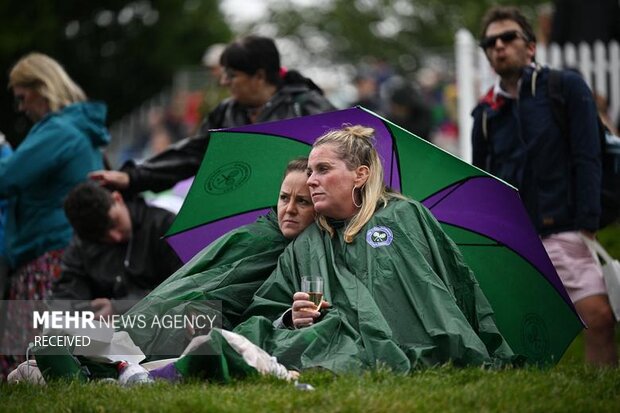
[542,231,606,303]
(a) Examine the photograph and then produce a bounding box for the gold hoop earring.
[352,186,362,208]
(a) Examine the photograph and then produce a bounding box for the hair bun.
[343,125,375,141]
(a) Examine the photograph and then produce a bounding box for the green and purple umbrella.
[166,107,582,365]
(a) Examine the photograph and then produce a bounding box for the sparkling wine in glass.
[301,275,324,310]
[307,291,323,308]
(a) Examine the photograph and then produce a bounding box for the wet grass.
[2,225,618,412]
[1,332,619,413]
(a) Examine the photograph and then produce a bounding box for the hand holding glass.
[301,275,324,310]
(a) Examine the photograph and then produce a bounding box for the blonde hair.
[313,125,403,242]
[8,52,86,112]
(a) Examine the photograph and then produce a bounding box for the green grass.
[2,333,619,413]
[599,222,620,259]
[2,225,618,412]
[1,365,619,413]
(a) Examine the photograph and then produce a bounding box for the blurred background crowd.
[7,0,616,168]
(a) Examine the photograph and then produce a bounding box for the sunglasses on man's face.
[479,30,528,49]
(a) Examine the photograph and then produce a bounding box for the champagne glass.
[301,275,324,310]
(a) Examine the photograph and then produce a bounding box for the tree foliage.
[0,0,231,146]
[248,0,543,71]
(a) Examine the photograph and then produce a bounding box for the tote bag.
[583,237,620,321]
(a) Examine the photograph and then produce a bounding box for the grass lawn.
[2,225,618,412]
[599,222,620,259]
[1,332,618,413]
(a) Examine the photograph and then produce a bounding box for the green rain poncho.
[123,210,288,357]
[235,198,518,373]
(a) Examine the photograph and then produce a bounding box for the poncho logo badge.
[204,162,252,194]
[366,226,393,248]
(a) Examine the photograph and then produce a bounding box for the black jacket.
[122,72,335,194]
[51,198,182,311]
[471,66,601,235]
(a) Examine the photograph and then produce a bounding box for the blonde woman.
[0,53,109,378]
[240,125,518,373]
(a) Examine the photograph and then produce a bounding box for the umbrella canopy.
[166,107,582,365]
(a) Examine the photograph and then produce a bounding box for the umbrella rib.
[376,117,401,191]
[385,120,397,190]
[456,243,502,247]
[422,177,471,209]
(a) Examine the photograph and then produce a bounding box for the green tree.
[248,0,543,71]
[0,0,231,146]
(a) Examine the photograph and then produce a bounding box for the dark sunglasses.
[479,30,528,49]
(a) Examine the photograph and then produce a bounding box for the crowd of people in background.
[105,2,620,172]
[1,1,619,382]
[111,52,458,168]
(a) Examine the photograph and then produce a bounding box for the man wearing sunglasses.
[472,6,617,367]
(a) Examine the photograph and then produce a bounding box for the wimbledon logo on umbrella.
[204,162,252,195]
[522,313,550,359]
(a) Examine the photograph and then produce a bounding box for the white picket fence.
[455,28,620,163]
